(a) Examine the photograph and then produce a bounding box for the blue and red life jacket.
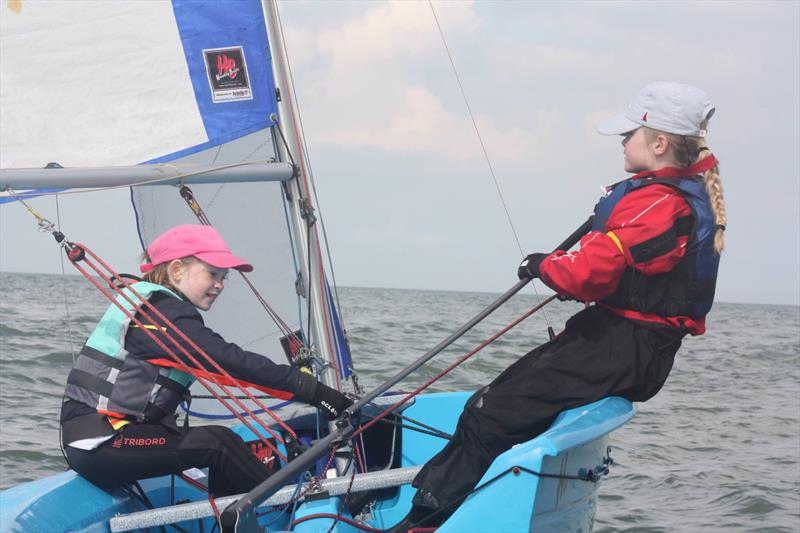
[591,155,720,320]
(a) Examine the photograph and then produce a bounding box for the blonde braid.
[702,151,726,254]
[689,126,725,254]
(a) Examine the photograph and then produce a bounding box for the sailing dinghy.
[0,1,635,531]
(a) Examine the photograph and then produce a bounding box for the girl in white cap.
[391,82,726,531]
[60,224,352,496]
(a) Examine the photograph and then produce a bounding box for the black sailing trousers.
[63,423,272,497]
[410,305,683,518]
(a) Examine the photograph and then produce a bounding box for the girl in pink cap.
[390,82,727,532]
[59,224,352,497]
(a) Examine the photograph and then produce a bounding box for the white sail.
[2,1,211,168]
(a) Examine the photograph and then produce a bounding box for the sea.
[1,271,798,532]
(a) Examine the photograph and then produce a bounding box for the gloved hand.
[312,382,354,421]
[517,253,547,280]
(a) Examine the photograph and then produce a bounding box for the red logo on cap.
[641,112,648,122]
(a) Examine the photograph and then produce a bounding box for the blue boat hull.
[0,393,634,532]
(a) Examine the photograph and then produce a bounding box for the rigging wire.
[427,1,554,331]
[54,193,77,363]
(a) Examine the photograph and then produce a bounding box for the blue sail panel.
[326,280,353,380]
[150,0,278,164]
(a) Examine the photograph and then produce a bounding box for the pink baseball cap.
[140,224,253,273]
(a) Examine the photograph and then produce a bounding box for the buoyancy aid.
[64,282,195,422]
[591,155,720,320]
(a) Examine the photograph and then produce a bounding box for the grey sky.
[1,1,798,306]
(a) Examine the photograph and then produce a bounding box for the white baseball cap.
[597,82,715,137]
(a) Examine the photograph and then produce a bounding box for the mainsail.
[0,0,352,417]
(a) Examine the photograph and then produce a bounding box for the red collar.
[630,154,718,181]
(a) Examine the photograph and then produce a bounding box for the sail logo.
[203,46,253,103]
[216,55,240,81]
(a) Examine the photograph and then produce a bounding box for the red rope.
[352,295,557,439]
[208,493,222,524]
[178,473,208,493]
[354,440,366,474]
[288,513,383,532]
[67,244,294,461]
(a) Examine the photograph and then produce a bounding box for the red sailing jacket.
[539,163,713,335]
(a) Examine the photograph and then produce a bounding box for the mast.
[261,0,341,393]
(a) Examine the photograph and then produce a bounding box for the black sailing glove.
[312,382,354,421]
[517,253,547,280]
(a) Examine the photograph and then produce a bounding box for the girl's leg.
[64,423,272,496]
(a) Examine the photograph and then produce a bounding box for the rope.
[208,493,222,527]
[427,1,554,333]
[290,513,382,532]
